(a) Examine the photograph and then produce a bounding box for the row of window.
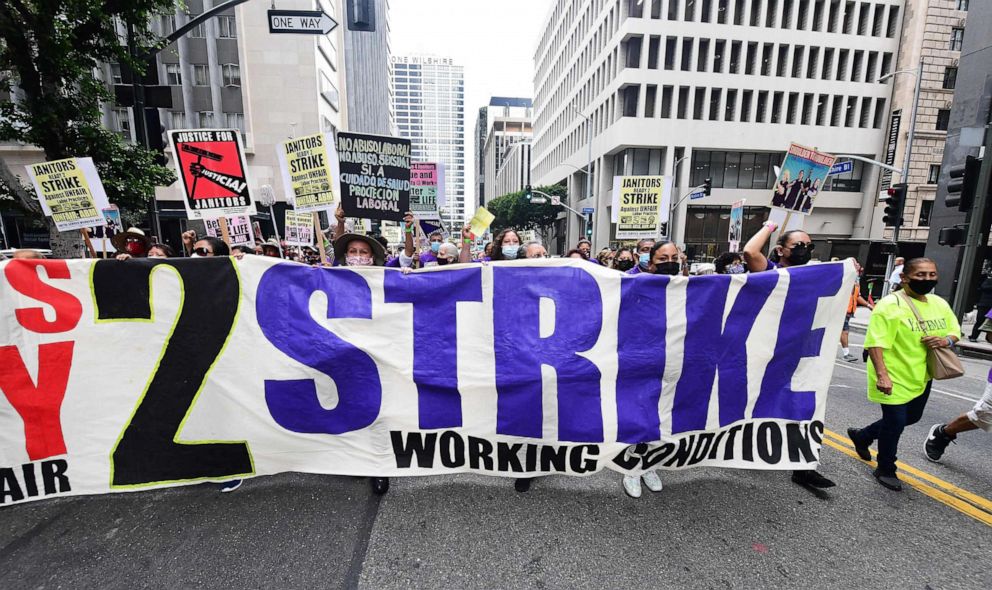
[619,83,888,129]
[689,150,865,191]
[150,63,241,87]
[111,108,244,135]
[163,13,238,39]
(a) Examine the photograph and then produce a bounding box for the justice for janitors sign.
[0,258,854,506]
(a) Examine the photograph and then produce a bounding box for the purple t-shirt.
[625,264,645,275]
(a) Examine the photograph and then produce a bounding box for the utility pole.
[951,126,992,316]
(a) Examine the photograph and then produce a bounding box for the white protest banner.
[611,176,671,239]
[0,258,854,507]
[25,157,111,232]
[284,210,315,246]
[277,132,340,214]
[770,144,837,215]
[205,215,255,247]
[168,129,257,220]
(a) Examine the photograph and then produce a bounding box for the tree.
[487,184,567,245]
[0,1,176,256]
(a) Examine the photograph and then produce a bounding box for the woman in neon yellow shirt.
[848,258,960,491]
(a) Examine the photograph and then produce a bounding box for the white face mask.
[346,255,374,266]
[190,253,202,258]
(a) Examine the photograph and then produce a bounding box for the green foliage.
[0,0,177,221]
[488,184,567,238]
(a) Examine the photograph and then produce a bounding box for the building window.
[622,85,639,117]
[665,37,677,70]
[927,164,941,184]
[936,109,951,131]
[691,150,783,190]
[956,0,968,10]
[169,111,186,129]
[823,158,863,191]
[217,15,237,38]
[919,200,933,227]
[647,36,660,69]
[112,108,130,138]
[645,85,657,117]
[222,63,240,87]
[192,64,209,86]
[165,63,182,86]
[109,63,123,85]
[197,111,215,128]
[943,66,957,89]
[949,28,964,51]
[225,112,245,133]
[188,15,206,38]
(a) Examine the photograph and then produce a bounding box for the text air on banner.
[0,258,854,507]
[25,158,112,232]
[410,162,442,221]
[771,144,837,215]
[336,132,411,222]
[277,132,340,214]
[611,176,672,239]
[168,129,257,220]
[205,215,255,247]
[283,210,315,246]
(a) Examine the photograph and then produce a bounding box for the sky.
[389,0,555,206]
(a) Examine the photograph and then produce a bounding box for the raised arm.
[334,205,346,240]
[403,212,415,257]
[460,223,473,263]
[742,221,777,272]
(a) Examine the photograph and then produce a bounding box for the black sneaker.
[514,478,532,493]
[924,424,955,463]
[873,470,902,491]
[847,427,872,461]
[791,470,836,489]
[370,477,390,495]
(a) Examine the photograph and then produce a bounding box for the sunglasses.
[193,247,213,256]
[789,242,815,250]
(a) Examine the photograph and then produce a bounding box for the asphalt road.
[1,331,990,589]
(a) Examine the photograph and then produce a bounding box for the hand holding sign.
[468,207,495,238]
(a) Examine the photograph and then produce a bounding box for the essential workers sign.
[0,258,854,507]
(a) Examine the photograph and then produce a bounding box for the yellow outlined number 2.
[91,258,254,488]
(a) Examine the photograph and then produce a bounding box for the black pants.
[970,305,991,339]
[858,382,932,476]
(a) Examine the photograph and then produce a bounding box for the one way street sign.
[268,9,338,35]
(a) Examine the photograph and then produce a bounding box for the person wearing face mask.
[332,232,386,268]
[626,238,656,275]
[435,242,459,265]
[714,251,747,275]
[112,227,152,259]
[575,239,599,264]
[647,241,684,276]
[742,222,837,493]
[612,248,636,272]
[488,228,523,261]
[848,258,959,491]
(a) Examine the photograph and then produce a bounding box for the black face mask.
[786,245,812,266]
[437,258,450,266]
[908,279,937,295]
[653,261,681,276]
[615,259,635,271]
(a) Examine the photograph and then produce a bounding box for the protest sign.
[205,215,255,247]
[381,223,404,245]
[0,257,854,507]
[336,132,410,222]
[277,132,339,214]
[284,210,315,246]
[611,176,671,239]
[770,144,836,215]
[25,158,111,232]
[468,207,495,237]
[168,129,257,220]
[728,199,745,252]
[410,163,443,221]
[90,207,123,253]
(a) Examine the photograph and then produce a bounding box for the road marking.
[832,361,981,403]
[822,429,992,527]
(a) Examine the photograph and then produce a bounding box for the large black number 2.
[91,258,254,488]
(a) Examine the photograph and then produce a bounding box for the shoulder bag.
[899,292,964,380]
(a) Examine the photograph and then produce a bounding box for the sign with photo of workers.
[277,132,339,214]
[25,157,111,232]
[205,215,255,247]
[770,143,837,215]
[728,199,745,252]
[168,129,257,220]
[336,132,411,222]
[410,162,443,221]
[611,175,671,239]
[283,210,314,247]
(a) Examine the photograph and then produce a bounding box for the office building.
[493,141,533,199]
[343,0,394,134]
[533,0,901,262]
[476,97,534,205]
[391,54,466,229]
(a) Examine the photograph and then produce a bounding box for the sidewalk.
[847,306,992,359]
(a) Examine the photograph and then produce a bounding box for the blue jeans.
[858,381,932,476]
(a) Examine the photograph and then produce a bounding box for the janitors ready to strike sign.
[276,132,340,214]
[25,157,112,232]
[336,131,410,222]
[168,129,257,220]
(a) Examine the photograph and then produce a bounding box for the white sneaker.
[622,475,642,498]
[219,479,242,493]
[641,470,663,492]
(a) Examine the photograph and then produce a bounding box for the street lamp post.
[877,58,923,296]
[668,155,689,241]
[569,105,593,248]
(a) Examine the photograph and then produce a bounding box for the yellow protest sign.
[612,176,669,239]
[468,207,495,238]
[25,157,110,231]
[278,132,338,214]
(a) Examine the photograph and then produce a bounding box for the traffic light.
[881,183,907,227]
[524,185,533,201]
[584,215,593,239]
[937,226,967,247]
[945,155,982,211]
[703,178,712,196]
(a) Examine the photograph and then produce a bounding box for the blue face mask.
[430,241,441,253]
[502,245,519,259]
[639,253,650,267]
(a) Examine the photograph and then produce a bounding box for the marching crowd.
[3,212,989,500]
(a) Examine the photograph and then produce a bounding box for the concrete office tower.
[532,0,901,262]
[878,0,970,251]
[475,106,489,205]
[482,97,534,202]
[493,141,533,202]
[391,55,466,229]
[344,0,394,134]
